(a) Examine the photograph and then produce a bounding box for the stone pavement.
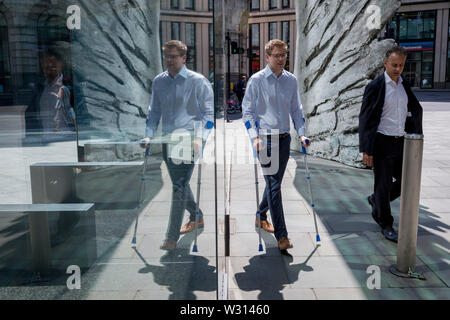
[226,90,450,300]
[0,92,448,300]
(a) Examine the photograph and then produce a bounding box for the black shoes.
[381,226,398,243]
[368,194,398,243]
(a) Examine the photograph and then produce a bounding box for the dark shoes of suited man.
[381,225,398,243]
[368,194,398,243]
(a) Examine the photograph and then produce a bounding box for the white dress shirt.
[242,65,306,140]
[40,73,63,131]
[377,71,409,137]
[146,65,214,141]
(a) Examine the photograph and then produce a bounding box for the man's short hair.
[385,45,406,60]
[163,40,188,56]
[265,39,288,55]
[43,49,63,62]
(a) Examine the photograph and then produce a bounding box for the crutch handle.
[301,138,310,155]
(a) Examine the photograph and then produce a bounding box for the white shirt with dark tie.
[377,71,409,137]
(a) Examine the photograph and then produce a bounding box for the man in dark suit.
[359,45,423,243]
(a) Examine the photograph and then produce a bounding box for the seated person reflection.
[141,40,214,251]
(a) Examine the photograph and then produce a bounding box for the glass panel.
[0,0,218,300]
[171,0,179,10]
[282,0,290,8]
[0,14,11,97]
[185,23,196,70]
[395,11,435,40]
[251,0,260,11]
[281,21,290,71]
[421,50,433,88]
[407,16,420,39]
[423,16,435,39]
[171,22,181,40]
[209,24,214,81]
[385,18,397,39]
[399,15,407,40]
[447,39,450,84]
[269,22,277,40]
[250,24,260,75]
[447,16,450,84]
[185,0,195,10]
[270,0,278,10]
[403,52,422,88]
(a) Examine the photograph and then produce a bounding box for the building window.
[0,13,11,95]
[269,22,277,40]
[446,17,450,86]
[209,23,214,81]
[269,0,278,10]
[209,0,213,11]
[249,24,260,75]
[171,0,179,9]
[171,22,180,40]
[185,0,195,10]
[396,11,435,40]
[386,11,436,88]
[185,23,196,70]
[282,0,290,8]
[250,0,260,11]
[281,21,290,71]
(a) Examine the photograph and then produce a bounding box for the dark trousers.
[372,133,404,228]
[162,144,203,241]
[257,135,291,241]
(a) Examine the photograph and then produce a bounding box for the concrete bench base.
[0,204,96,276]
[30,162,144,209]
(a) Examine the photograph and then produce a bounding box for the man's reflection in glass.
[25,50,74,140]
[141,40,214,251]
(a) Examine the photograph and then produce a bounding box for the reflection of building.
[0,0,72,107]
[160,0,214,81]
[242,0,450,89]
[247,0,295,76]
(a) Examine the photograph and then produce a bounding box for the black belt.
[261,133,290,139]
[377,133,404,139]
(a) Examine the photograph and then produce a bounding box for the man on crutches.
[242,39,311,252]
[140,40,214,252]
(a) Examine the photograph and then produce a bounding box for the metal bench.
[30,162,144,209]
[0,203,96,277]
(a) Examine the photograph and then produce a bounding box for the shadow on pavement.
[234,231,318,300]
[132,231,216,300]
[289,151,450,296]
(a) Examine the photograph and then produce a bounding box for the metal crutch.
[245,121,263,252]
[254,146,263,252]
[131,142,150,245]
[192,121,214,252]
[302,139,321,245]
[192,141,205,253]
[249,137,264,252]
